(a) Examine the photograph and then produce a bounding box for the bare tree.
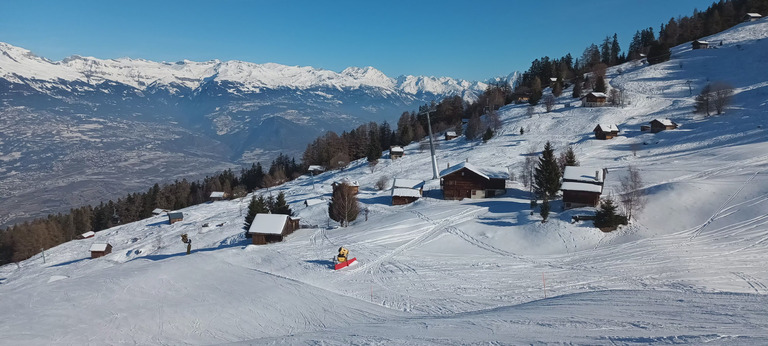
[695,82,733,116]
[328,184,359,227]
[609,88,622,106]
[544,94,556,113]
[619,165,647,221]
[519,146,538,189]
[368,160,378,173]
[526,105,535,118]
[374,175,389,190]
[487,110,502,131]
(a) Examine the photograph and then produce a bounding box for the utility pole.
[41,248,46,264]
[419,106,440,180]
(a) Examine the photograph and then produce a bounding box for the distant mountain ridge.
[0,41,519,227]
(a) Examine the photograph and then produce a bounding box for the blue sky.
[1,0,716,81]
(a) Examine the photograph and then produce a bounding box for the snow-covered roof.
[248,214,289,235]
[392,188,422,198]
[304,198,325,206]
[588,92,608,98]
[81,231,95,238]
[89,243,110,252]
[550,77,558,82]
[595,124,619,132]
[445,131,457,137]
[307,165,325,172]
[439,162,508,180]
[334,177,359,187]
[392,178,424,189]
[390,146,404,153]
[694,40,709,44]
[209,191,225,198]
[561,181,604,193]
[653,118,676,126]
[562,166,605,184]
[168,212,183,219]
[745,13,762,18]
[151,208,167,214]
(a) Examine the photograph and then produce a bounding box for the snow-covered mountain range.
[0,41,516,226]
[2,18,768,345]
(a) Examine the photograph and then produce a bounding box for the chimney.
[595,170,600,181]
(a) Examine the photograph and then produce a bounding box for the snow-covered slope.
[2,20,768,344]
[0,42,487,96]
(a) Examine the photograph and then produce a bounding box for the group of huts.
[593,119,678,140]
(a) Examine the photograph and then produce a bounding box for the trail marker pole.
[542,273,547,299]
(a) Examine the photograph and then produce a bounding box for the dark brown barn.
[440,162,507,200]
[168,212,184,224]
[289,216,301,230]
[650,119,678,133]
[209,191,228,201]
[80,231,95,239]
[247,214,295,245]
[582,92,607,107]
[692,40,709,49]
[561,167,607,209]
[593,124,620,140]
[90,243,112,259]
[444,131,458,141]
[743,13,762,22]
[391,178,425,205]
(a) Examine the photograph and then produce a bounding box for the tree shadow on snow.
[145,220,169,227]
[305,259,335,269]
[50,257,90,267]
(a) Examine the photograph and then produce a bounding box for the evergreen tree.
[273,192,292,215]
[482,128,494,142]
[533,141,562,199]
[647,41,670,65]
[243,195,268,231]
[539,199,550,222]
[594,76,607,93]
[610,33,621,65]
[572,79,583,98]
[465,113,483,140]
[594,197,628,230]
[366,137,382,163]
[529,77,543,105]
[557,146,579,174]
[552,76,563,97]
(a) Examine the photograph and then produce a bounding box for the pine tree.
[594,76,607,93]
[557,146,579,174]
[572,79,583,98]
[647,41,670,65]
[610,33,621,65]
[273,192,292,215]
[594,197,628,230]
[539,199,550,222]
[482,128,494,142]
[529,77,543,105]
[328,184,359,227]
[533,141,562,199]
[243,195,268,231]
[552,76,563,97]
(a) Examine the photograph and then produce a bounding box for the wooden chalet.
[743,13,762,22]
[168,212,184,224]
[209,191,227,201]
[332,177,360,195]
[80,231,95,239]
[390,146,404,159]
[445,131,458,141]
[151,208,169,216]
[391,178,425,205]
[90,243,112,259]
[692,40,709,50]
[289,216,301,230]
[561,166,607,209]
[440,162,507,200]
[247,214,295,245]
[582,92,608,107]
[650,119,678,133]
[593,124,620,140]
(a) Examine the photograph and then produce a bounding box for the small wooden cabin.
[561,167,607,209]
[209,191,227,201]
[692,40,709,50]
[80,231,95,239]
[390,146,404,159]
[307,165,325,175]
[151,208,168,216]
[247,214,295,245]
[743,13,762,22]
[582,92,608,107]
[168,212,184,225]
[332,178,359,195]
[289,216,301,230]
[440,162,507,200]
[650,119,678,133]
[90,243,112,259]
[445,131,458,141]
[391,178,425,205]
[593,124,620,140]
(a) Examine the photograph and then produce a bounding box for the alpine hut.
[440,162,507,200]
[90,243,112,259]
[247,214,295,245]
[561,166,607,209]
[391,178,425,205]
[593,124,620,140]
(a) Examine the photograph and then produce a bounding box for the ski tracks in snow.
[689,171,759,240]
